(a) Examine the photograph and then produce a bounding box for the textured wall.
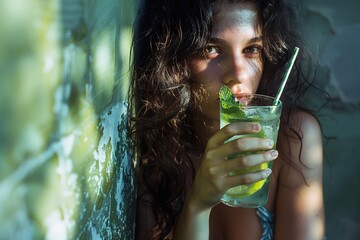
[300,1,360,239]
[0,0,136,239]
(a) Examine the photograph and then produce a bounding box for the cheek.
[248,63,263,93]
[189,59,222,107]
[188,61,208,84]
[188,58,222,85]
[190,69,222,106]
[252,74,262,92]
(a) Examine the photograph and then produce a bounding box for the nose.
[222,52,248,86]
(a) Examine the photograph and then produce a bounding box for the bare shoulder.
[277,109,323,185]
[293,110,322,137]
[290,110,323,164]
[274,110,325,239]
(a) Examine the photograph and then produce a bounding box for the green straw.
[273,47,300,105]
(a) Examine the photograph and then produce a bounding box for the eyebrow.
[208,36,263,45]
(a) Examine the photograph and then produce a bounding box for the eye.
[202,45,222,59]
[243,45,263,57]
[204,46,219,54]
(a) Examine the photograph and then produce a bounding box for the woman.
[130,0,325,239]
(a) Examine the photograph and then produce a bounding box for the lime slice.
[227,162,269,197]
[225,128,269,198]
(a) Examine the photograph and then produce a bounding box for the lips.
[233,93,253,105]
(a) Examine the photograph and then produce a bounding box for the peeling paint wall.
[0,0,136,239]
[300,1,360,239]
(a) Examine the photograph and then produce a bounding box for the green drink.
[219,86,282,208]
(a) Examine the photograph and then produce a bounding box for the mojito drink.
[219,86,282,208]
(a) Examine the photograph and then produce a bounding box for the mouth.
[235,95,253,106]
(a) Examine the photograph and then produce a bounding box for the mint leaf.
[219,86,246,121]
[219,85,236,103]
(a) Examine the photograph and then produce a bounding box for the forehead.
[211,2,261,36]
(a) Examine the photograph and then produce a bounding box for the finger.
[205,137,274,161]
[224,168,272,188]
[207,122,261,149]
[225,137,274,155]
[213,150,278,175]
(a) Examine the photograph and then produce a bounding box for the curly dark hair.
[129,0,326,239]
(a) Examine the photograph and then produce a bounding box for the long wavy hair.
[129,0,326,239]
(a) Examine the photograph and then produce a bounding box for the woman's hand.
[189,122,278,211]
[174,122,278,240]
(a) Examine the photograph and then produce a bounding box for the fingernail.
[268,139,274,147]
[265,168,272,177]
[252,123,260,131]
[270,150,278,158]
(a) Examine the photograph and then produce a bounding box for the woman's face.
[188,2,263,123]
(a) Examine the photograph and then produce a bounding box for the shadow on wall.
[0,0,137,239]
[300,0,360,239]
